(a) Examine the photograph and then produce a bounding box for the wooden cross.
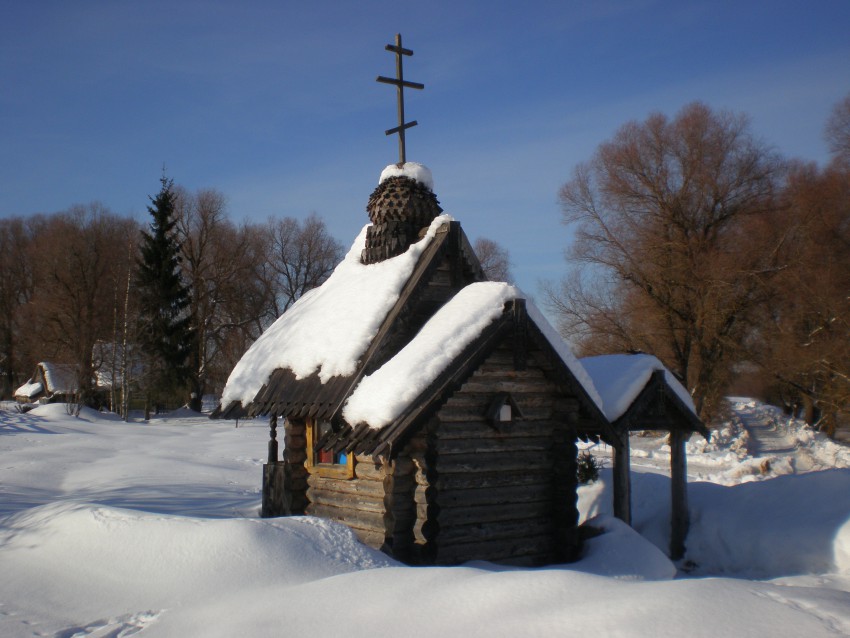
[377,33,424,165]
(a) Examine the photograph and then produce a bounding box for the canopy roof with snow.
[218,163,611,457]
[581,354,707,437]
[14,362,79,402]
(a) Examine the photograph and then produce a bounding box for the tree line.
[0,177,512,416]
[547,95,850,437]
[0,179,345,415]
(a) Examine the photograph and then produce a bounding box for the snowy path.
[734,402,798,457]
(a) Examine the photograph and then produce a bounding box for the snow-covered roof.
[343,282,604,429]
[378,162,433,191]
[220,214,455,410]
[580,354,696,422]
[14,380,43,399]
[39,362,79,395]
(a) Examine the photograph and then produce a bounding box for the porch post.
[612,430,632,525]
[262,414,288,517]
[669,429,689,559]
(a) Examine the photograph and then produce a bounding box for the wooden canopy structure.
[581,356,709,559]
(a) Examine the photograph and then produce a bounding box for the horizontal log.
[436,419,564,438]
[436,517,553,546]
[285,449,307,464]
[308,487,386,514]
[436,483,553,509]
[353,459,387,481]
[441,392,573,410]
[284,433,306,448]
[437,500,552,526]
[307,474,386,499]
[435,450,553,474]
[306,503,387,532]
[473,361,547,375]
[459,379,556,394]
[435,469,551,491]
[350,527,386,550]
[436,535,555,565]
[435,436,552,455]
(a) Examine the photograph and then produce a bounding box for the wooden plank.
[435,436,552,455]
[306,503,387,532]
[435,469,550,491]
[306,474,387,499]
[612,433,632,525]
[435,419,560,439]
[308,488,386,514]
[436,518,553,545]
[436,483,553,508]
[435,535,554,564]
[437,500,552,526]
[435,450,553,474]
[352,459,388,481]
[670,429,689,560]
[349,527,386,549]
[438,404,558,422]
[459,379,556,394]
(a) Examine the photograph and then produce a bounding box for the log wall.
[429,343,582,566]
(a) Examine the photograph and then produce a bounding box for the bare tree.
[265,214,344,316]
[825,93,850,165]
[760,161,850,436]
[551,102,783,418]
[29,204,138,405]
[474,237,513,282]
[0,217,38,398]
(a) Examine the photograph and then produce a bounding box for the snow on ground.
[1,400,850,637]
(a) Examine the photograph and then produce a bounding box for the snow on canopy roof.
[580,354,696,422]
[40,362,79,394]
[379,162,434,191]
[343,282,604,430]
[219,214,455,409]
[14,380,42,399]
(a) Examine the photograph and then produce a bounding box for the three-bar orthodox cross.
[377,33,424,165]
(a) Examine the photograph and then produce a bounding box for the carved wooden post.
[669,429,689,559]
[612,429,632,525]
[262,414,288,518]
[268,414,279,462]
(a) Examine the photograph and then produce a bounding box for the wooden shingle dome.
[361,173,443,265]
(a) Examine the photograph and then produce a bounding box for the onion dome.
[361,163,442,265]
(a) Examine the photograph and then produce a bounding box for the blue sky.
[2,1,848,299]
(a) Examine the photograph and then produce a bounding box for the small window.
[305,418,355,479]
[486,392,523,432]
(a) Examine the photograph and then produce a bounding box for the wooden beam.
[612,431,632,525]
[670,429,689,559]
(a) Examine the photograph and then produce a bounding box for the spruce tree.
[135,175,193,413]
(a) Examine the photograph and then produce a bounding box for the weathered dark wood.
[436,482,553,508]
[435,535,555,565]
[437,500,552,526]
[261,462,288,517]
[433,436,552,455]
[612,433,632,525]
[309,487,385,514]
[306,503,387,532]
[435,469,550,491]
[435,450,553,474]
[267,414,279,463]
[307,474,386,499]
[436,518,553,545]
[670,429,689,559]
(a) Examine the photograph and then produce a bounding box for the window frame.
[305,417,355,479]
